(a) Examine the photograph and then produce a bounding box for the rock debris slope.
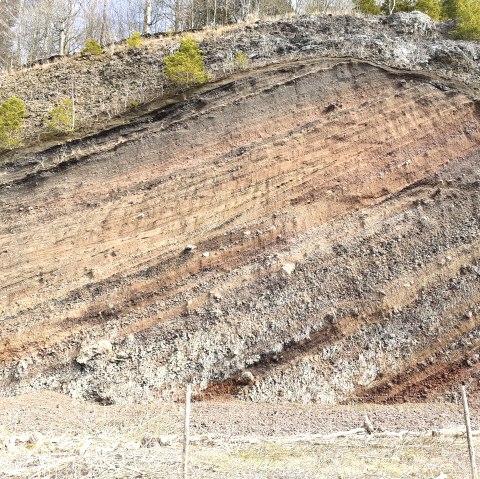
[0,19,479,404]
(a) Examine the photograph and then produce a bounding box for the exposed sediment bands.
[0,58,479,403]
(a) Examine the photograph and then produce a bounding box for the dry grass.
[1,431,477,478]
[0,393,479,478]
[194,435,475,479]
[0,399,477,479]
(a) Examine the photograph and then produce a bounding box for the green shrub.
[354,0,381,14]
[234,51,249,70]
[81,39,103,56]
[127,99,140,109]
[453,0,480,39]
[164,37,208,89]
[0,97,26,149]
[46,98,74,133]
[416,0,442,18]
[127,31,143,49]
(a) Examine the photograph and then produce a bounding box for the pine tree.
[81,39,104,56]
[46,98,74,133]
[164,37,208,89]
[234,51,249,70]
[416,0,442,19]
[127,32,143,49]
[0,97,26,148]
[442,0,458,18]
[453,0,480,39]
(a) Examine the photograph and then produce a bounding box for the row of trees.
[0,0,323,71]
[1,0,479,72]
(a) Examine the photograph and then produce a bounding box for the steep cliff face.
[0,17,479,404]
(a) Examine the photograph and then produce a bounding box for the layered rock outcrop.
[0,14,479,404]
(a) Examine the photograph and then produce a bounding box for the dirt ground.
[0,392,479,478]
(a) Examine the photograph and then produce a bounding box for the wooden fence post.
[182,384,192,479]
[462,385,479,479]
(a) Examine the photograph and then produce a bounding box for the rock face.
[0,16,479,404]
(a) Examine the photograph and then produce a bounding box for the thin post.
[59,28,66,56]
[144,0,152,34]
[71,79,76,130]
[182,384,192,479]
[462,385,479,479]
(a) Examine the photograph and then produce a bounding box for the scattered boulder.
[14,431,45,448]
[324,312,337,324]
[158,435,176,446]
[282,263,296,275]
[76,339,113,365]
[385,11,436,36]
[237,371,255,386]
[141,434,177,447]
[210,291,223,301]
[363,415,375,435]
[110,351,131,363]
[91,390,116,406]
[14,357,33,379]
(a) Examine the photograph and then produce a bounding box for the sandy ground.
[0,391,477,436]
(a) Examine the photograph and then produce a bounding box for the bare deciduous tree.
[0,0,20,69]
[0,0,354,71]
[144,0,152,33]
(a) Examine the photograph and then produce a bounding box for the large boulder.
[385,11,437,37]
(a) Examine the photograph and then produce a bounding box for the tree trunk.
[100,0,109,45]
[144,0,152,34]
[175,0,180,31]
[64,0,76,54]
[59,28,66,55]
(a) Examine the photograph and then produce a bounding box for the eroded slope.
[0,58,479,403]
